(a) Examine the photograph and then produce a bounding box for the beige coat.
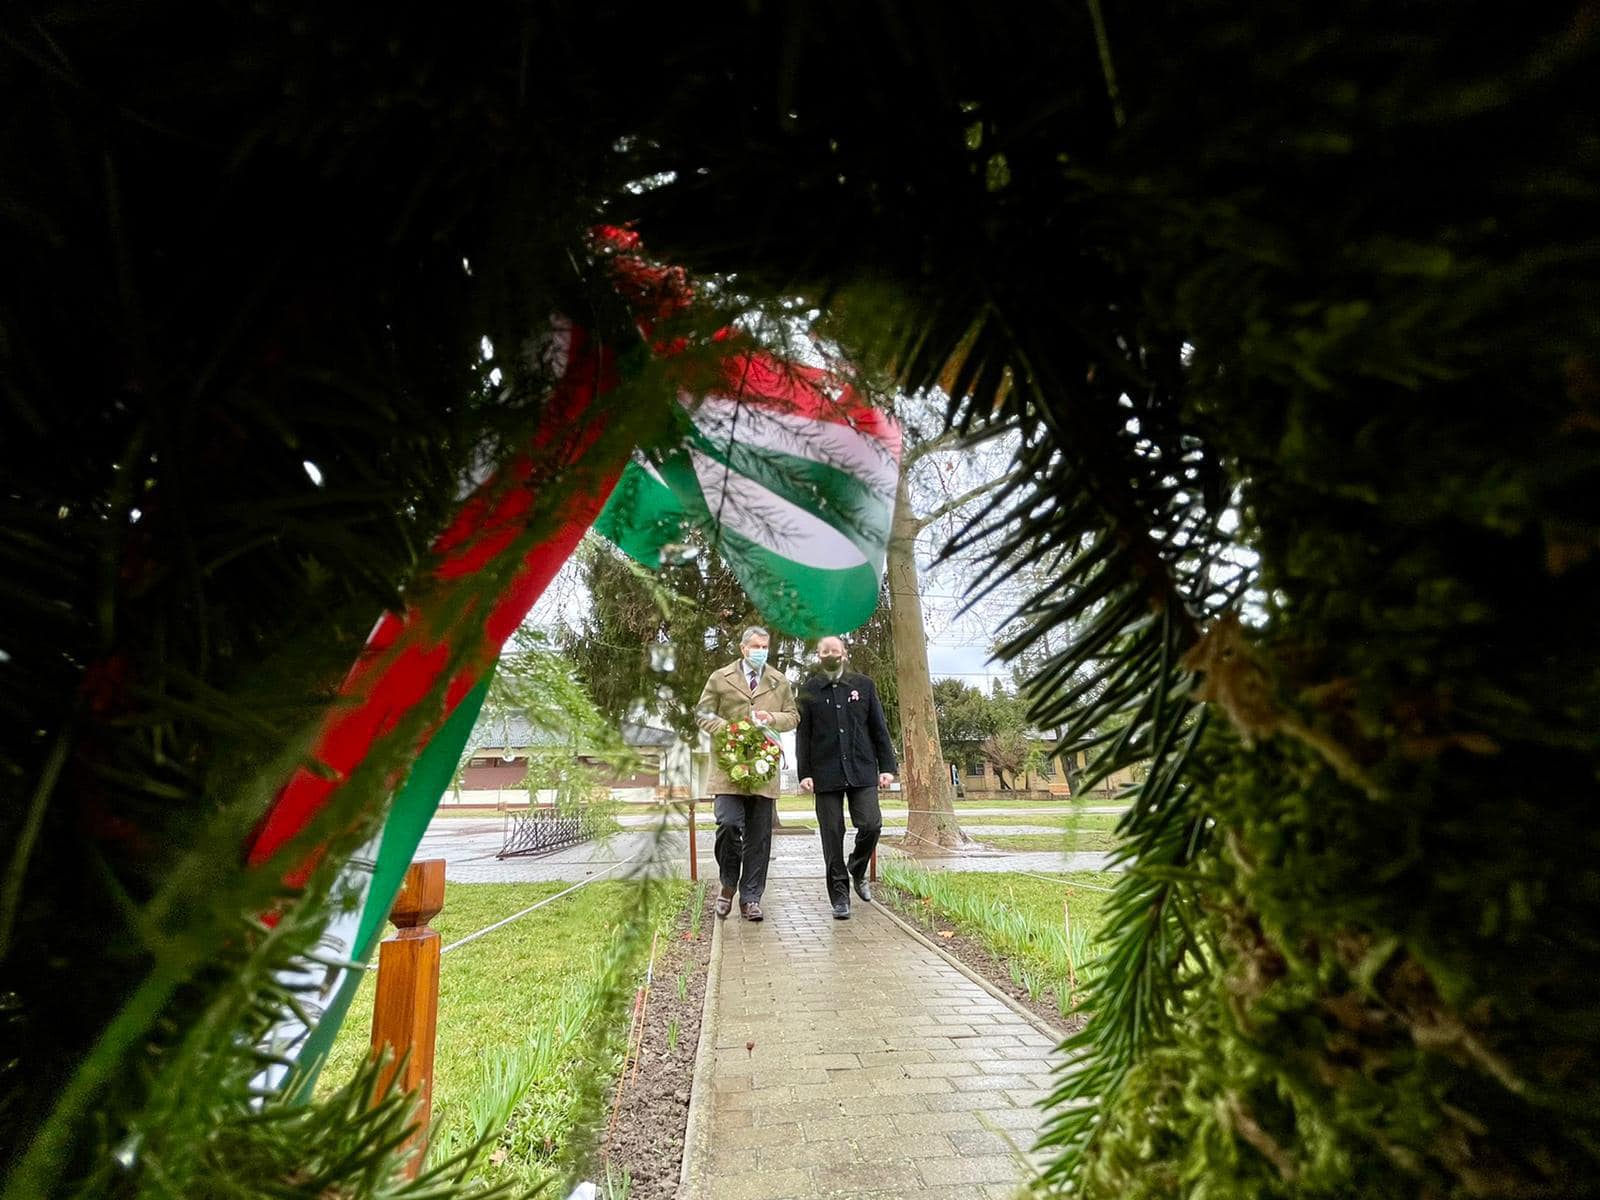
[696,660,799,799]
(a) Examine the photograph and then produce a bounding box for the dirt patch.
[600,883,716,1200]
[875,882,1085,1040]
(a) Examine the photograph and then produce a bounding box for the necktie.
[749,670,759,693]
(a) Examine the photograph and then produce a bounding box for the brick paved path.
[685,876,1064,1200]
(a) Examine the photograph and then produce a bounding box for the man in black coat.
[796,636,898,919]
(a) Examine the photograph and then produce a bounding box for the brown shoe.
[716,886,734,919]
[741,900,764,922]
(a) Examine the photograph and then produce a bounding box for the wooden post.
[687,798,698,881]
[869,846,878,882]
[371,859,445,1177]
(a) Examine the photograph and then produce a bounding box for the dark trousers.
[713,793,774,902]
[815,786,881,903]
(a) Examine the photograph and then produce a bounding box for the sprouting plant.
[1056,979,1072,1016]
[1021,965,1046,1003]
[666,1018,680,1054]
[602,1162,633,1200]
[688,879,708,939]
[676,970,689,1002]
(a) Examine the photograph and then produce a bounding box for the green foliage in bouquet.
[715,720,782,786]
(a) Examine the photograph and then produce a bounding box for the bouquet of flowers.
[716,718,783,785]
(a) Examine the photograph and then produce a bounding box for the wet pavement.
[416,811,1118,885]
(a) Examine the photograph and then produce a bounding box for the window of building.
[468,756,493,768]
[1038,758,1055,777]
[966,762,986,777]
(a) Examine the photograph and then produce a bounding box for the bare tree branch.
[914,467,1026,533]
[903,428,965,465]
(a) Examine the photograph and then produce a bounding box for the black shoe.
[832,899,851,920]
[853,877,873,904]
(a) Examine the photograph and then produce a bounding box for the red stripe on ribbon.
[245,323,625,882]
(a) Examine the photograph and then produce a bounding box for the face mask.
[820,655,844,671]
[744,648,768,669]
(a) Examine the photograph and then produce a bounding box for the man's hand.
[878,773,894,788]
[800,777,814,793]
[753,709,774,724]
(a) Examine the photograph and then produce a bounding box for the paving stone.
[869,1076,957,1097]
[852,1133,961,1161]
[706,1166,814,1200]
[920,1091,1021,1113]
[797,1113,900,1144]
[837,1093,935,1117]
[757,1139,840,1171]
[1004,1088,1054,1107]
[715,1085,795,1109]
[954,1072,1036,1092]
[908,1022,978,1038]
[946,1033,1028,1048]
[977,1106,1051,1130]
[916,1154,1030,1186]
[947,1128,1019,1157]
[976,1055,1046,1074]
[901,1060,981,1078]
[717,1121,805,1150]
[857,1048,936,1068]
[806,1159,924,1194]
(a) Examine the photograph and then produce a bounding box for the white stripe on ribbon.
[684,394,900,500]
[687,448,868,569]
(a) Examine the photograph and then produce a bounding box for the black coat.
[795,671,898,791]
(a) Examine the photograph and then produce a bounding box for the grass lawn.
[978,830,1121,852]
[959,811,1123,829]
[318,877,691,1191]
[883,868,1114,939]
[879,865,1114,1017]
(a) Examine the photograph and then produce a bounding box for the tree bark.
[888,470,968,852]
[1062,748,1080,796]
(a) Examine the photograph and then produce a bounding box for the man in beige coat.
[695,625,798,921]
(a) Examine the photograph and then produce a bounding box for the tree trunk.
[888,470,967,852]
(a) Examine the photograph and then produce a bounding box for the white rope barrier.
[438,853,644,956]
[1011,871,1118,893]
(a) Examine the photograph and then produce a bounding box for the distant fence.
[498,804,611,858]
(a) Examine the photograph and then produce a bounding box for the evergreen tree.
[558,535,806,740]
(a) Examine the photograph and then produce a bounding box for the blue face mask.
[744,648,768,670]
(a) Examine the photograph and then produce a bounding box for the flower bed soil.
[600,884,716,1199]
